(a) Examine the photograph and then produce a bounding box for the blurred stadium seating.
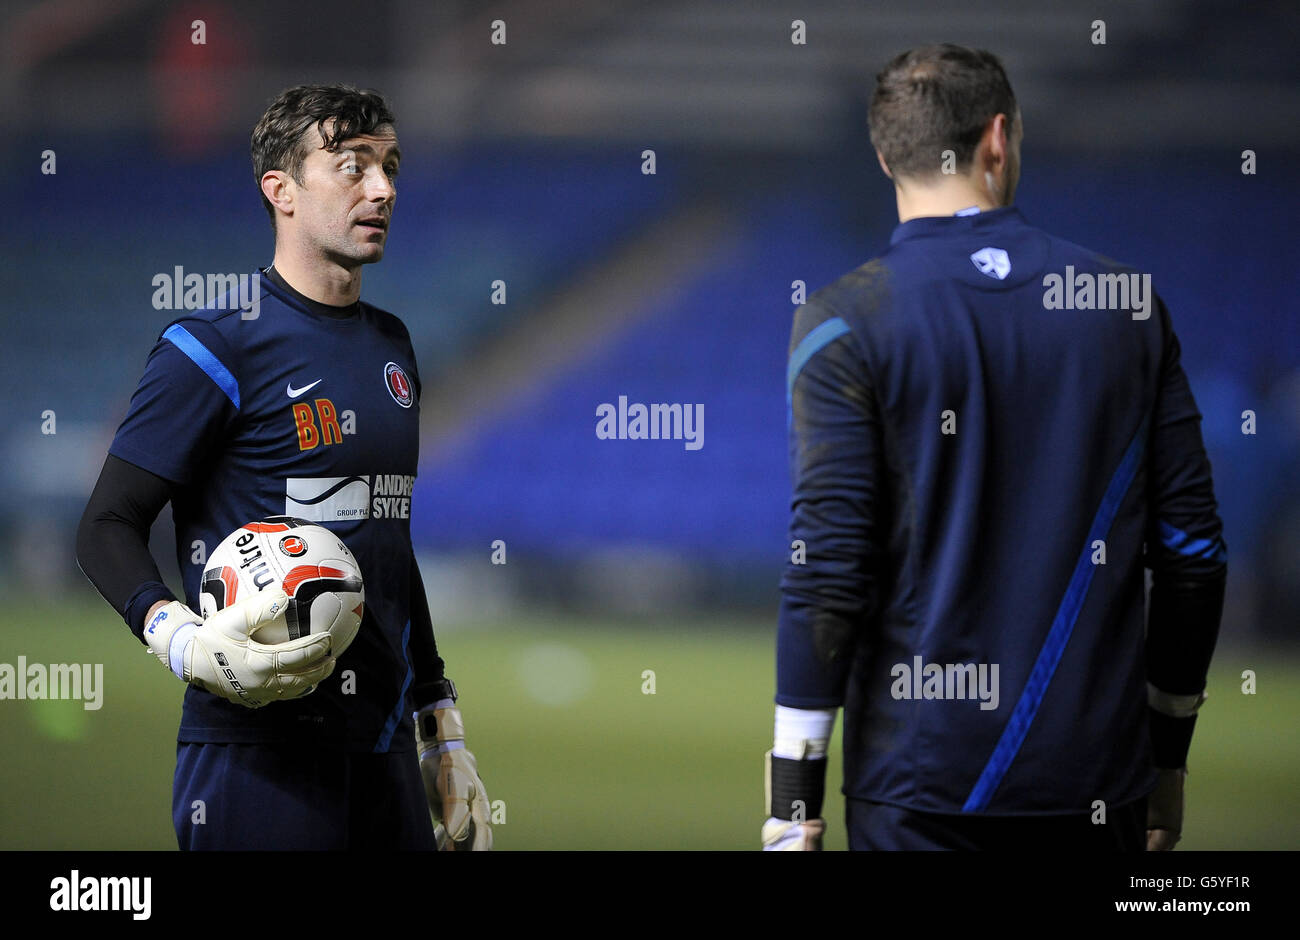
[1,0,1296,633]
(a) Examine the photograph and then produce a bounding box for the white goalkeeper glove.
[1146,766,1186,851]
[762,816,826,851]
[143,591,335,708]
[415,697,493,851]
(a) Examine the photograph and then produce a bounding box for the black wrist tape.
[769,755,827,820]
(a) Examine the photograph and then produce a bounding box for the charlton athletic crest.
[278,535,307,557]
[385,361,413,408]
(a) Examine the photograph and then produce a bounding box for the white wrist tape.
[1148,682,1208,718]
[773,704,836,759]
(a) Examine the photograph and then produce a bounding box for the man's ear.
[875,149,894,181]
[982,113,1010,173]
[261,170,294,219]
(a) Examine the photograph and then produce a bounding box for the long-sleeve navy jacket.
[777,206,1226,815]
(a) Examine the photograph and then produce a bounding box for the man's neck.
[894,175,1000,223]
[269,249,363,305]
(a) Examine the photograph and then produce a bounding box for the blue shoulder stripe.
[162,324,240,409]
[963,414,1150,813]
[787,317,851,402]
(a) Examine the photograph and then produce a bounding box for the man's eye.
[385,166,399,180]
[342,163,360,174]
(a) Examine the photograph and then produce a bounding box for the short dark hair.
[250,84,396,227]
[868,44,1018,180]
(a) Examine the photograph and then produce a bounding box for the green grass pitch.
[1,596,1297,850]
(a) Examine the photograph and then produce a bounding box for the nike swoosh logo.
[286,379,323,398]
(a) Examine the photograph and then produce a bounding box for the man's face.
[291,122,400,267]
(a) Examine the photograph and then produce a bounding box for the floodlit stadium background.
[1,0,1297,850]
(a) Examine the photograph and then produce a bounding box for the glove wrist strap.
[169,623,198,680]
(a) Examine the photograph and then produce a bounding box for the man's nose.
[367,169,395,201]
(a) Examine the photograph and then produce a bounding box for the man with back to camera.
[762,45,1226,851]
[76,84,493,850]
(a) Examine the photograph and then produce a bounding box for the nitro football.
[199,517,364,655]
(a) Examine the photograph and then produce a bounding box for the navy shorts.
[172,741,438,850]
[845,796,1148,851]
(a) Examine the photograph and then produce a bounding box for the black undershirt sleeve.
[75,454,179,642]
[1145,571,1225,768]
[1142,298,1228,769]
[408,553,448,707]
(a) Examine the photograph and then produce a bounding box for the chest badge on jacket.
[385,362,413,408]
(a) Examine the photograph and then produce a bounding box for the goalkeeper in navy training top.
[76,85,492,850]
[764,44,1226,851]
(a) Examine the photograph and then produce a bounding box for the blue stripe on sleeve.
[963,415,1150,813]
[162,324,240,408]
[1157,520,1226,562]
[787,317,851,403]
